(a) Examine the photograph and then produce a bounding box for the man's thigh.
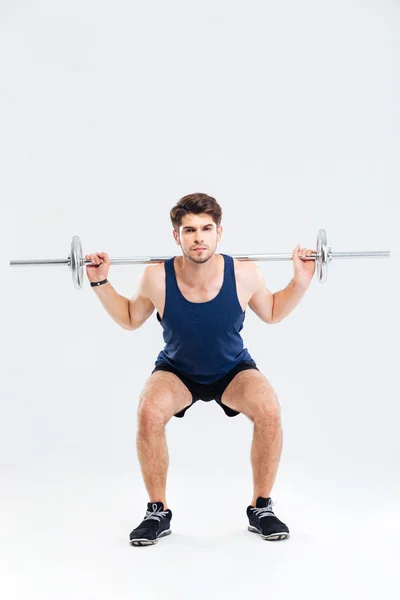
[139,370,193,422]
[220,368,280,421]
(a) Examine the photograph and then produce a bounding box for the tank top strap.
[164,257,183,296]
[220,253,236,296]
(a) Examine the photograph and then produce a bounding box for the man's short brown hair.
[170,193,222,231]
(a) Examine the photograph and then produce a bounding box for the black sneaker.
[247,497,290,541]
[129,501,172,546]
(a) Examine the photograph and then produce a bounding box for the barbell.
[9,229,390,290]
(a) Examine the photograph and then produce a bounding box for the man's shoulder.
[231,257,260,292]
[141,262,166,297]
[231,256,258,276]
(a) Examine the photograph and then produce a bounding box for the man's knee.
[137,392,171,429]
[255,393,281,423]
[138,371,192,427]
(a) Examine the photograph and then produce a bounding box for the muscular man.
[86,193,315,545]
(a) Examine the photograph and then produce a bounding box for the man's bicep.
[247,264,274,324]
[128,267,156,329]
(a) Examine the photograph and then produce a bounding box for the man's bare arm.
[127,266,156,330]
[247,264,275,324]
[92,266,155,330]
[270,277,310,323]
[248,263,310,324]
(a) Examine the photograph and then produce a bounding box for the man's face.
[173,213,222,264]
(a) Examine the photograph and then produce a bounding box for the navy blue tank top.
[154,253,254,383]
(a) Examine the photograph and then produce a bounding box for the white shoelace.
[143,503,169,523]
[251,500,277,519]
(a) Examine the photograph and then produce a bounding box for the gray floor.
[1,465,399,600]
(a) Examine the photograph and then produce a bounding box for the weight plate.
[70,235,84,289]
[317,229,328,283]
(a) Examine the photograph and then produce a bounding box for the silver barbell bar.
[9,229,390,289]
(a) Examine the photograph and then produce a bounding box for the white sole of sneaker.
[130,529,171,546]
[248,525,290,541]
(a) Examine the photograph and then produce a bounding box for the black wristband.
[90,278,108,287]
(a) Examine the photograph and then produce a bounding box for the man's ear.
[217,225,223,242]
[173,229,180,246]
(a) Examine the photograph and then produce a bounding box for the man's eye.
[186,228,211,232]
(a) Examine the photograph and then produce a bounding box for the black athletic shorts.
[151,360,259,418]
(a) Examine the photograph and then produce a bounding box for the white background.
[1,1,399,598]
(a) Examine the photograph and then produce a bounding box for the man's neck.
[175,253,222,287]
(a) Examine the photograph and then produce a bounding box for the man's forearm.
[271,277,311,323]
[92,281,132,329]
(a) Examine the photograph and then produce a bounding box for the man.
[86,193,315,546]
